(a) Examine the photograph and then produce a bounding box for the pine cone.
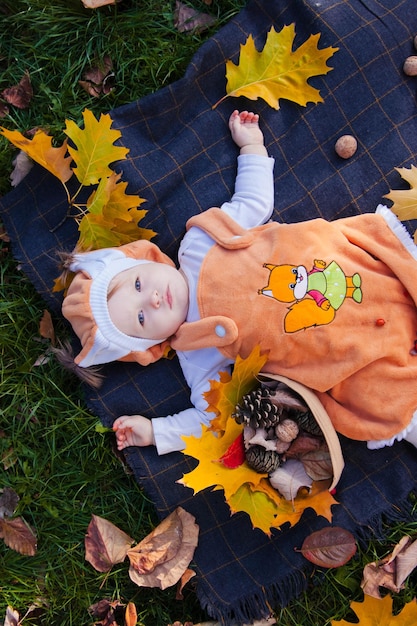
[293,411,322,436]
[245,445,281,473]
[232,387,282,429]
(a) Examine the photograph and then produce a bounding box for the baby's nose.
[151,290,160,308]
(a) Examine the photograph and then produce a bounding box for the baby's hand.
[113,415,155,450]
[229,110,267,156]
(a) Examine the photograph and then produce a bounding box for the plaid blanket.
[2,0,417,623]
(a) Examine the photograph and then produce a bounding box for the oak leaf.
[77,171,154,250]
[127,507,199,590]
[85,514,134,572]
[0,127,73,183]
[64,109,128,186]
[204,345,268,434]
[385,165,417,242]
[300,526,357,568]
[214,24,338,110]
[331,594,417,626]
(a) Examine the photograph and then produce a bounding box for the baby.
[61,110,417,456]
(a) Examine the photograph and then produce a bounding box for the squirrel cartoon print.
[258,259,362,333]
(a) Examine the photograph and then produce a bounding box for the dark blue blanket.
[2,0,417,623]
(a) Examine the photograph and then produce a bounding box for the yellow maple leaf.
[214,24,338,110]
[64,109,129,186]
[204,345,268,434]
[332,595,417,626]
[0,127,73,183]
[384,165,417,241]
[180,419,267,503]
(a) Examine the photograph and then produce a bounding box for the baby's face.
[107,262,189,340]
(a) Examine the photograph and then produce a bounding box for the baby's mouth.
[166,286,173,309]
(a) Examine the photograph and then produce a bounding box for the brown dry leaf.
[39,310,55,345]
[10,150,33,187]
[0,225,10,242]
[2,71,33,109]
[79,55,115,98]
[0,487,19,518]
[300,442,333,481]
[81,0,118,7]
[85,514,134,572]
[124,602,137,626]
[175,568,196,600]
[4,606,19,626]
[174,1,216,33]
[286,432,321,457]
[88,598,123,626]
[0,101,9,118]
[300,526,357,568]
[127,507,199,589]
[361,535,417,598]
[0,516,37,556]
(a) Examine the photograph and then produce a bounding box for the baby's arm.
[229,110,268,157]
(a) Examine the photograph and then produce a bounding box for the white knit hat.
[62,240,176,367]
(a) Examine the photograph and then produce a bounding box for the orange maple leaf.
[214,24,338,110]
[332,594,417,626]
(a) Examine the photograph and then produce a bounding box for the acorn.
[245,445,281,473]
[335,135,357,159]
[403,56,417,76]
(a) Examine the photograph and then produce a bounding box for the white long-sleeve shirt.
[152,153,275,454]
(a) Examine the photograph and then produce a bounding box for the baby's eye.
[135,277,141,292]
[292,268,298,275]
[138,310,145,327]
[289,283,296,289]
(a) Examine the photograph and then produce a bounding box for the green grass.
[1,1,417,625]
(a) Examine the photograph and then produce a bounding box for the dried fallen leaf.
[2,71,33,109]
[0,516,37,556]
[39,310,55,345]
[127,507,199,590]
[85,514,134,572]
[124,602,137,626]
[79,55,115,97]
[0,487,19,518]
[361,535,417,599]
[300,526,357,568]
[175,568,196,600]
[4,606,19,626]
[10,150,33,187]
[269,458,313,501]
[174,1,216,33]
[88,598,123,626]
[300,442,333,481]
[81,0,118,7]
